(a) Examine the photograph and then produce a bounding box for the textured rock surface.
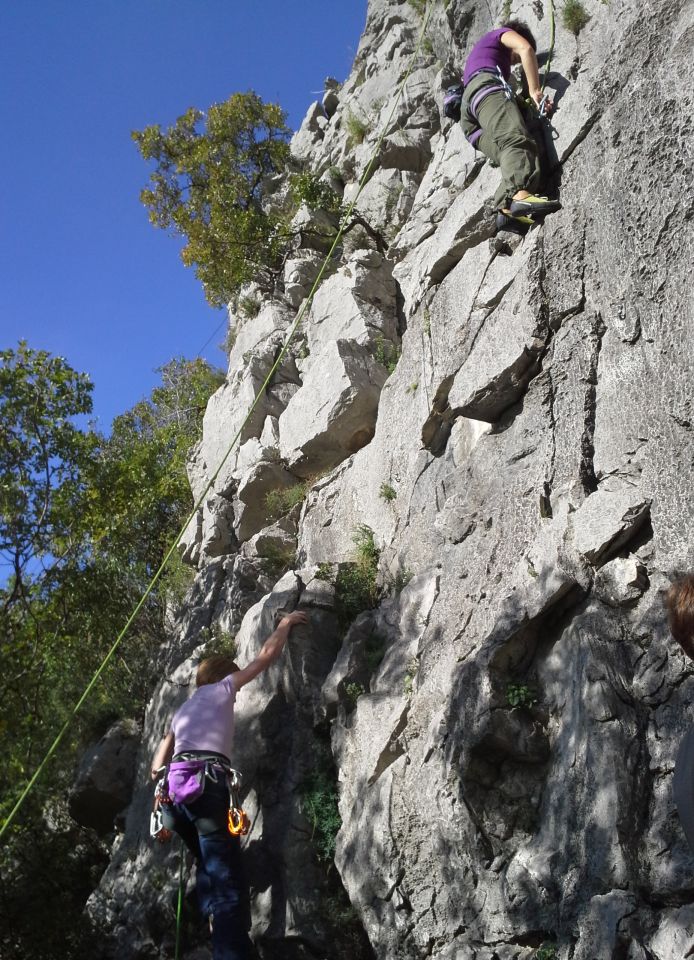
[90,0,694,958]
[69,720,141,835]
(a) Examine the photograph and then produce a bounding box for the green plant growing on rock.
[199,625,238,660]
[344,681,365,705]
[421,36,435,57]
[344,110,369,146]
[392,568,413,595]
[534,944,558,960]
[300,765,342,861]
[506,683,538,709]
[315,562,334,582]
[333,526,380,629]
[257,542,296,578]
[290,171,343,216]
[562,0,590,34]
[238,295,261,318]
[380,482,396,502]
[404,657,418,697]
[133,91,291,307]
[374,336,401,376]
[265,482,308,519]
[407,0,426,14]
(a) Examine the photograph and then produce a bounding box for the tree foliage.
[0,342,96,598]
[132,91,291,307]
[0,345,223,959]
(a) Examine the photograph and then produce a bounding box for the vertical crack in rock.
[367,703,410,786]
[580,313,607,494]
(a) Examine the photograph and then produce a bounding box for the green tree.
[0,347,223,959]
[0,341,96,605]
[133,91,291,307]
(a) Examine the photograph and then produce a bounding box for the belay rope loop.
[0,1,436,843]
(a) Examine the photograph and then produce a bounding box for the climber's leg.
[476,91,543,210]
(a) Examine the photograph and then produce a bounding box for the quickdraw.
[151,770,173,841]
[226,768,250,837]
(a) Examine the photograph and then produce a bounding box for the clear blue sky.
[1,1,366,430]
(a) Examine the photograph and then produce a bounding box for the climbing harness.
[149,759,251,839]
[496,65,515,101]
[0,0,435,844]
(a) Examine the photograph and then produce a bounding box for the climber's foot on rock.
[509,194,561,216]
[496,211,532,235]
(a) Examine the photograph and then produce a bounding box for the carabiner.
[227,807,250,836]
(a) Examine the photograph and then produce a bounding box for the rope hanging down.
[0,0,435,843]
[542,0,556,92]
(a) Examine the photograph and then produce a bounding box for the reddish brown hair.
[666,575,694,659]
[196,654,240,687]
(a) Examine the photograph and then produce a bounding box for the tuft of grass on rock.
[333,526,380,628]
[265,482,308,519]
[344,111,369,146]
[562,0,590,35]
[380,482,396,502]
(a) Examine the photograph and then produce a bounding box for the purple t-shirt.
[171,674,236,760]
[463,27,512,84]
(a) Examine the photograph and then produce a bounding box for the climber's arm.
[500,30,546,109]
[233,611,308,689]
[151,730,175,780]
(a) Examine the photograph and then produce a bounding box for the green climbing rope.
[175,841,185,960]
[0,1,436,843]
[542,0,556,91]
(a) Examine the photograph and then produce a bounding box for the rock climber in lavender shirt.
[150,610,308,960]
[460,20,560,226]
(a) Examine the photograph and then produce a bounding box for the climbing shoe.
[509,194,561,216]
[495,211,530,236]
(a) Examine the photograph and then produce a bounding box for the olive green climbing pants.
[462,80,542,210]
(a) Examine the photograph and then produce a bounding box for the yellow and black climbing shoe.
[509,195,561,216]
[495,211,531,236]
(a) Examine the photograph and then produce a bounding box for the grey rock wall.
[89,0,694,957]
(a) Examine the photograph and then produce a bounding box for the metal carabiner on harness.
[227,807,250,836]
[150,771,173,842]
[538,93,551,118]
[226,768,250,837]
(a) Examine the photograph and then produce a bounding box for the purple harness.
[463,67,515,148]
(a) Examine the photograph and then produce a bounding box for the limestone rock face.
[69,720,141,835]
[279,339,387,477]
[91,0,694,958]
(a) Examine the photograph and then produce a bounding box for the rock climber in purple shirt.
[461,20,560,229]
[150,610,308,960]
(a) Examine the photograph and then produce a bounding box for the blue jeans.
[163,776,251,960]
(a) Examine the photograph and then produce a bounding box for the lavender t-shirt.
[171,674,236,760]
[463,27,512,84]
